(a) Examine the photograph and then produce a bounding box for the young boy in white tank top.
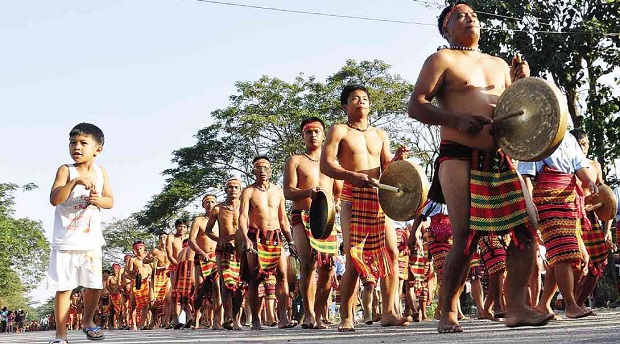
[46,123,114,344]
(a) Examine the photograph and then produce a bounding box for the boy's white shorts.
[46,248,103,291]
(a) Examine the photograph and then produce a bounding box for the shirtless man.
[173,239,195,329]
[284,117,341,330]
[107,264,124,329]
[99,270,111,329]
[321,84,409,331]
[206,178,245,330]
[120,254,133,329]
[126,241,153,331]
[166,219,189,327]
[188,194,221,330]
[239,156,297,330]
[570,129,610,307]
[407,1,551,331]
[146,234,171,328]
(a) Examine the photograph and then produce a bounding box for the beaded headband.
[442,3,469,37]
[253,159,270,168]
[302,122,323,133]
[132,242,145,250]
[226,177,241,186]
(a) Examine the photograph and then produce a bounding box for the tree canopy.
[138,60,439,229]
[0,183,50,309]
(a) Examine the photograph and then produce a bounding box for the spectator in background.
[0,307,7,333]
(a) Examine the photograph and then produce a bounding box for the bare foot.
[437,311,463,333]
[211,323,224,330]
[505,308,554,327]
[251,321,262,331]
[314,318,329,329]
[565,304,592,319]
[338,318,355,332]
[380,313,409,327]
[477,310,498,321]
[363,312,373,325]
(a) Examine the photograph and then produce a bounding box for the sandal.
[83,325,105,341]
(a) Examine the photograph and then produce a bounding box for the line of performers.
[89,113,617,333]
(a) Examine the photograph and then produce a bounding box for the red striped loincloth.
[218,243,241,292]
[534,167,582,267]
[582,211,608,277]
[255,228,282,278]
[468,149,532,253]
[478,235,507,275]
[294,210,338,266]
[427,214,453,280]
[109,292,123,314]
[173,260,194,305]
[199,251,218,279]
[349,184,392,286]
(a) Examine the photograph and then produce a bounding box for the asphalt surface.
[6,309,620,344]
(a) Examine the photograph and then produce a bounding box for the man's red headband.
[133,242,145,250]
[302,122,323,133]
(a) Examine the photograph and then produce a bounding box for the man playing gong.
[284,117,342,329]
[321,84,409,331]
[407,1,551,332]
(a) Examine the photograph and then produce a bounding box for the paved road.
[6,310,620,344]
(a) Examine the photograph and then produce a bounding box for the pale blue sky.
[1,0,448,303]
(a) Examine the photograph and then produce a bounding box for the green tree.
[102,214,159,267]
[467,0,620,180]
[138,60,433,228]
[0,183,50,309]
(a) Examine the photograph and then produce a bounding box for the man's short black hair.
[103,269,111,274]
[569,128,588,142]
[174,219,188,227]
[438,1,472,37]
[340,84,369,105]
[300,117,326,133]
[70,122,105,146]
[252,155,271,164]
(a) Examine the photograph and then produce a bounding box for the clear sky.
[1,0,448,304]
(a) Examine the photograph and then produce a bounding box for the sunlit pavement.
[6,309,620,344]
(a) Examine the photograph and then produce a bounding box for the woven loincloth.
[198,251,218,280]
[582,211,608,277]
[218,243,242,292]
[534,167,582,267]
[133,279,150,309]
[109,291,123,314]
[396,228,410,280]
[152,269,169,302]
[291,210,338,266]
[263,275,277,300]
[478,235,507,275]
[249,227,282,279]
[431,141,532,254]
[468,251,483,280]
[348,184,392,286]
[427,214,453,280]
[409,249,431,303]
[172,260,194,305]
